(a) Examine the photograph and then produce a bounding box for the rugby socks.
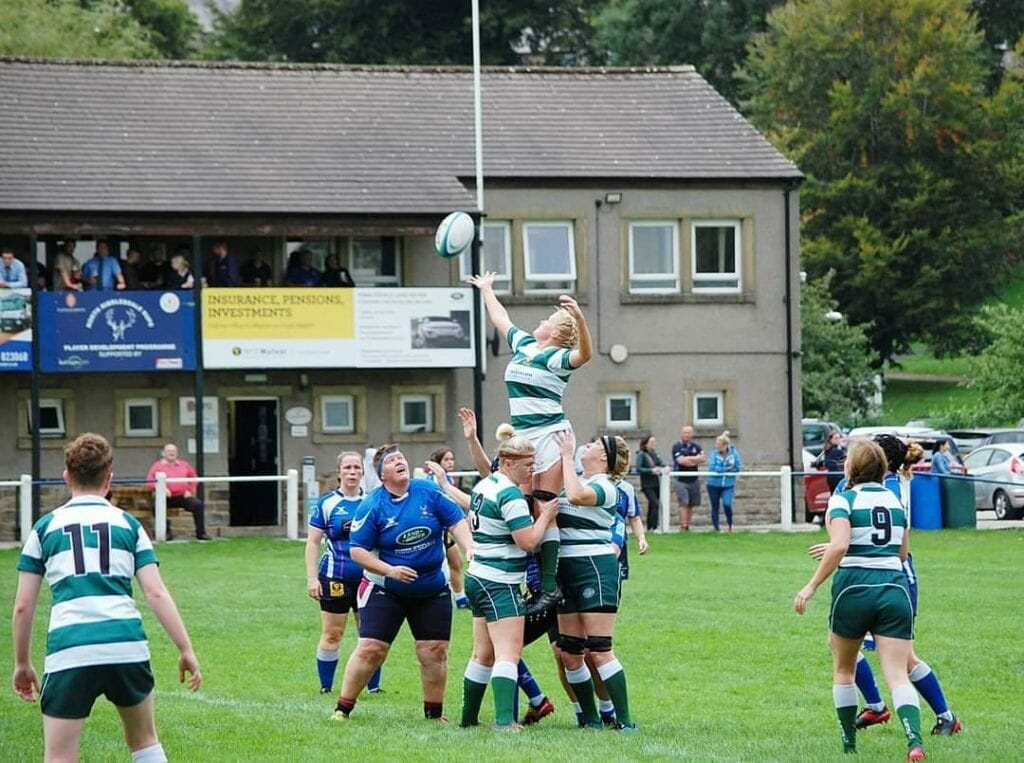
[367,666,382,693]
[336,696,357,717]
[855,652,886,711]
[833,683,858,752]
[316,648,339,692]
[892,683,924,750]
[517,659,544,706]
[491,661,518,727]
[597,659,631,726]
[132,744,167,763]
[909,661,951,719]
[540,528,560,593]
[424,701,445,720]
[565,665,600,725]
[572,701,584,726]
[461,660,491,727]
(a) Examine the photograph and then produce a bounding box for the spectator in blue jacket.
[930,439,953,476]
[706,430,742,532]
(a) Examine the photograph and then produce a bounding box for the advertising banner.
[39,290,196,372]
[202,287,474,368]
[0,288,32,371]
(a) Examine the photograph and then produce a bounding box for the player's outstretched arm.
[458,407,492,478]
[11,572,42,702]
[467,272,513,337]
[560,295,593,369]
[423,461,470,510]
[136,565,202,691]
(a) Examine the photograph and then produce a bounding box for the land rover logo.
[396,526,431,545]
[451,292,465,300]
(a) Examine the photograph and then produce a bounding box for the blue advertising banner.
[0,288,32,371]
[39,290,196,372]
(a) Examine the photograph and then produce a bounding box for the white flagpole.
[472,0,484,215]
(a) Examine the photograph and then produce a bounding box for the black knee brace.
[557,634,587,655]
[585,635,613,653]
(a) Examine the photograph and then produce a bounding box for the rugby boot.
[855,706,891,729]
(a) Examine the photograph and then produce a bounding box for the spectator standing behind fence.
[205,240,241,286]
[671,425,706,532]
[166,252,195,290]
[81,240,126,291]
[0,246,28,288]
[706,431,742,533]
[241,248,273,286]
[322,254,356,287]
[821,430,847,493]
[146,443,210,541]
[53,245,82,291]
[635,435,669,532]
[930,439,952,476]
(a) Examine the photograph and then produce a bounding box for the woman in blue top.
[706,431,742,532]
[929,440,953,476]
[304,451,381,695]
[428,446,470,610]
[332,445,472,723]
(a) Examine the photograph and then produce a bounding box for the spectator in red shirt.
[146,444,210,540]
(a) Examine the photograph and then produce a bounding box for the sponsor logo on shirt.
[395,526,431,546]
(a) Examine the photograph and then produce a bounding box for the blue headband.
[376,448,401,479]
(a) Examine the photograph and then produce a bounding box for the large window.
[399,394,433,433]
[693,391,725,427]
[459,222,511,294]
[692,221,741,293]
[629,222,679,293]
[320,395,355,434]
[605,392,638,430]
[523,222,576,294]
[349,237,400,286]
[123,397,159,438]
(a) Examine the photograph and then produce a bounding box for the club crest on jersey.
[395,526,431,546]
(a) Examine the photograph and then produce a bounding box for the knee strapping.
[585,636,613,653]
[557,634,587,655]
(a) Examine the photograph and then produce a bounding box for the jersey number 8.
[469,492,484,532]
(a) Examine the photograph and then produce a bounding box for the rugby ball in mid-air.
[435,211,475,258]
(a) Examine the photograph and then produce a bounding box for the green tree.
[0,0,159,58]
[800,272,878,422]
[594,0,783,102]
[960,304,1024,423]
[125,0,201,59]
[742,0,1024,362]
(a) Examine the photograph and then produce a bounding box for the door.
[228,399,280,526]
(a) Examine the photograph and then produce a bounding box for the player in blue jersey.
[12,434,201,763]
[331,445,472,722]
[469,271,594,613]
[427,446,471,610]
[610,479,649,585]
[795,440,925,760]
[304,451,381,695]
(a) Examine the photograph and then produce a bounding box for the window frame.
[693,391,725,427]
[33,398,66,438]
[605,391,638,431]
[628,221,680,294]
[522,221,577,295]
[691,219,742,294]
[459,221,511,295]
[399,393,434,433]
[123,397,159,438]
[320,394,355,435]
[348,236,401,287]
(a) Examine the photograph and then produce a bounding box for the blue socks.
[910,661,950,717]
[517,660,543,703]
[367,666,382,693]
[316,648,339,692]
[855,652,884,709]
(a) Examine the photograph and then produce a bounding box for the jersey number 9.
[870,507,892,546]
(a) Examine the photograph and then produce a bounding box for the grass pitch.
[1,530,1019,761]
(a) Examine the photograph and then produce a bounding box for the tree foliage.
[0,0,159,59]
[961,304,1024,423]
[742,0,1024,362]
[800,272,878,422]
[125,0,201,59]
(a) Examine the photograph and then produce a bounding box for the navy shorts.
[319,576,359,615]
[356,578,453,644]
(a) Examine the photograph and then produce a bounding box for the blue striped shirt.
[308,489,365,582]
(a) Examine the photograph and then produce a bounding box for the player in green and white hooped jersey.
[553,431,637,731]
[12,433,201,763]
[468,271,593,612]
[794,440,924,762]
[452,432,559,729]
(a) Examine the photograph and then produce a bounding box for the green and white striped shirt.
[828,483,907,571]
[503,325,575,438]
[17,496,158,674]
[466,472,534,584]
[556,474,618,558]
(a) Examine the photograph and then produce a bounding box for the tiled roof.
[0,59,801,215]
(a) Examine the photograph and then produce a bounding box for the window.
[321,395,355,434]
[349,237,400,286]
[523,222,576,294]
[30,398,66,437]
[399,394,433,433]
[123,397,159,438]
[629,222,679,293]
[605,392,638,430]
[692,220,741,293]
[693,392,724,427]
[459,222,511,294]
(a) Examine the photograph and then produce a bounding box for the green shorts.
[557,554,620,614]
[830,567,914,641]
[465,573,526,622]
[40,661,154,719]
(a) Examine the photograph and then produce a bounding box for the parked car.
[802,418,843,457]
[947,429,1000,455]
[845,426,966,474]
[977,429,1024,448]
[802,447,831,523]
[961,443,1024,520]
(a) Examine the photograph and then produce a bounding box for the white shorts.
[526,424,576,474]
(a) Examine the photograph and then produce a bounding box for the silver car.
[961,443,1024,520]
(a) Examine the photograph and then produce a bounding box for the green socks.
[833,683,858,752]
[597,659,632,726]
[460,661,491,727]
[565,664,600,725]
[539,537,559,593]
[491,661,518,727]
[893,683,924,750]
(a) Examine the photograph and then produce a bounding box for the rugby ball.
[434,211,475,259]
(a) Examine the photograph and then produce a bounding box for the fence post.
[779,465,793,531]
[155,472,167,543]
[659,470,671,533]
[286,468,299,540]
[19,474,32,544]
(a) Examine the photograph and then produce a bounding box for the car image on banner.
[0,287,32,371]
